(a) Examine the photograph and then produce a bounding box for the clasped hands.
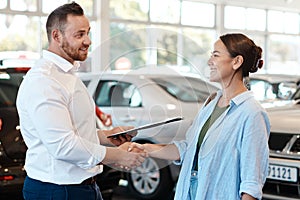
[116,142,148,171]
[105,126,149,171]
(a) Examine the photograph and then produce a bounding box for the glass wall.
[109,0,216,77]
[224,5,300,74]
[0,0,97,62]
[109,1,300,76]
[1,0,300,75]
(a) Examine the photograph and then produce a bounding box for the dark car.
[0,66,28,198]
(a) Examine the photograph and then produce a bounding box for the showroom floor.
[104,186,136,200]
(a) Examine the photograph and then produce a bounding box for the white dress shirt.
[16,50,105,184]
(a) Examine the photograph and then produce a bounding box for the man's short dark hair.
[46,1,84,42]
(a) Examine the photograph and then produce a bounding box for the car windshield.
[0,72,24,107]
[292,87,300,101]
[151,76,216,102]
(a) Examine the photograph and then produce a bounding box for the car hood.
[268,104,300,134]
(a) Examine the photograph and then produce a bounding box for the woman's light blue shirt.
[173,90,270,200]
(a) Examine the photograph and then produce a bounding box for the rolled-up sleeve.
[239,111,270,199]
[172,140,188,165]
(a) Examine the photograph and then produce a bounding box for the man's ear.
[233,55,243,70]
[52,29,61,43]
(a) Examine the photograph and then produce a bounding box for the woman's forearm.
[241,193,256,200]
[143,143,180,161]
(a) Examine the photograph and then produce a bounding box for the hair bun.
[257,59,263,69]
[250,59,263,73]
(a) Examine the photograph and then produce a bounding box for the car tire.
[126,157,174,200]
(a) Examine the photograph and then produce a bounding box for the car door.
[94,80,146,127]
[0,72,27,164]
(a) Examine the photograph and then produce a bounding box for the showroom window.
[224,6,266,31]
[0,14,43,53]
[0,0,97,61]
[149,0,181,24]
[181,2,215,27]
[268,34,300,74]
[1,0,300,75]
[109,0,216,76]
[10,0,37,11]
[268,10,299,34]
[224,5,300,74]
[109,0,149,21]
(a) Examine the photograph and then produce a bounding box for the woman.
[142,33,270,200]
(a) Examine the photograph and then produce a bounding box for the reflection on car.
[78,66,219,199]
[249,73,300,108]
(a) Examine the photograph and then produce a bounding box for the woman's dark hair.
[46,2,84,43]
[220,33,263,77]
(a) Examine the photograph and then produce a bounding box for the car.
[79,66,219,199]
[0,66,28,198]
[262,102,300,200]
[262,85,300,200]
[249,73,300,108]
[291,85,300,102]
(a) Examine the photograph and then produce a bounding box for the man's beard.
[61,39,88,62]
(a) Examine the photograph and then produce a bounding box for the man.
[16,2,146,200]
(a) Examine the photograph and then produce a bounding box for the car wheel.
[127,157,174,200]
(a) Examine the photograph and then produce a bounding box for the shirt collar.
[42,50,81,72]
[231,90,254,104]
[216,90,254,107]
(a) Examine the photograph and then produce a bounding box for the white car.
[78,67,219,199]
[263,101,300,200]
[249,73,300,108]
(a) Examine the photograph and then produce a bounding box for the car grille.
[263,181,300,199]
[268,132,300,157]
[291,137,300,153]
[268,132,293,152]
[263,132,300,198]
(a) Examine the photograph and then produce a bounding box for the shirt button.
[192,172,197,176]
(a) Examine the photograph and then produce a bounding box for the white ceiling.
[198,0,300,12]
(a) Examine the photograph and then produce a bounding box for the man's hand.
[117,142,148,170]
[100,113,112,127]
[105,126,136,146]
[103,142,148,171]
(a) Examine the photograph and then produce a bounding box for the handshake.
[103,126,176,172]
[113,142,174,171]
[113,142,149,171]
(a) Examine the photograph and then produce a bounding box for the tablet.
[107,116,184,138]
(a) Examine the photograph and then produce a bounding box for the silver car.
[78,67,219,199]
[263,101,300,200]
[249,73,300,108]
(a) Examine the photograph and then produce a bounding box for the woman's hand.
[103,142,148,171]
